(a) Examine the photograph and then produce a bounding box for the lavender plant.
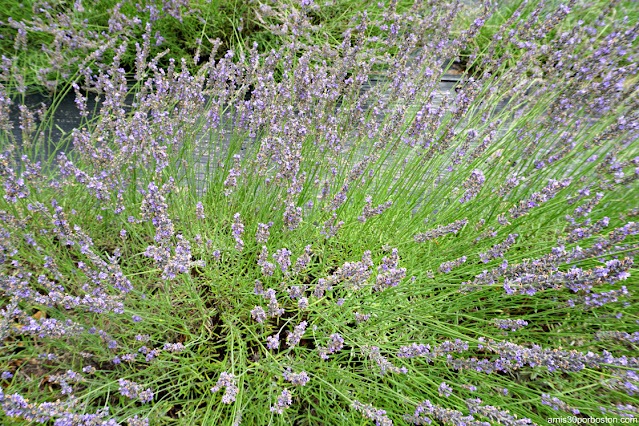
[458,0,639,77]
[0,0,428,94]
[0,0,637,424]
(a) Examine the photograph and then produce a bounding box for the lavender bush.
[0,0,429,94]
[0,0,638,424]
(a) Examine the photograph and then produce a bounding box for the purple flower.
[438,256,468,273]
[359,196,393,223]
[438,382,453,397]
[224,155,242,196]
[251,306,267,323]
[286,321,307,347]
[163,342,185,353]
[541,394,580,415]
[138,388,154,403]
[273,248,292,274]
[292,245,312,275]
[256,222,273,243]
[414,219,468,243]
[231,213,244,252]
[264,288,285,318]
[267,334,280,350]
[118,379,153,403]
[195,201,205,219]
[258,246,275,276]
[363,345,407,375]
[404,399,476,425]
[298,297,309,310]
[494,319,528,331]
[283,202,303,230]
[374,248,406,291]
[466,398,532,425]
[270,388,293,414]
[211,372,239,404]
[127,415,150,426]
[283,368,310,386]
[355,312,371,323]
[352,400,393,426]
[459,169,486,203]
[318,333,345,360]
[478,234,518,263]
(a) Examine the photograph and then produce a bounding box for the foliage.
[0,0,637,425]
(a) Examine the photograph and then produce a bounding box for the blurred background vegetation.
[1,0,637,94]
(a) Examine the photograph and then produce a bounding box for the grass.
[0,0,638,425]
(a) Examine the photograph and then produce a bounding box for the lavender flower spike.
[286,321,307,347]
[211,372,239,404]
[270,388,293,414]
[231,213,244,252]
[414,219,468,243]
[352,400,393,426]
[460,169,486,204]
